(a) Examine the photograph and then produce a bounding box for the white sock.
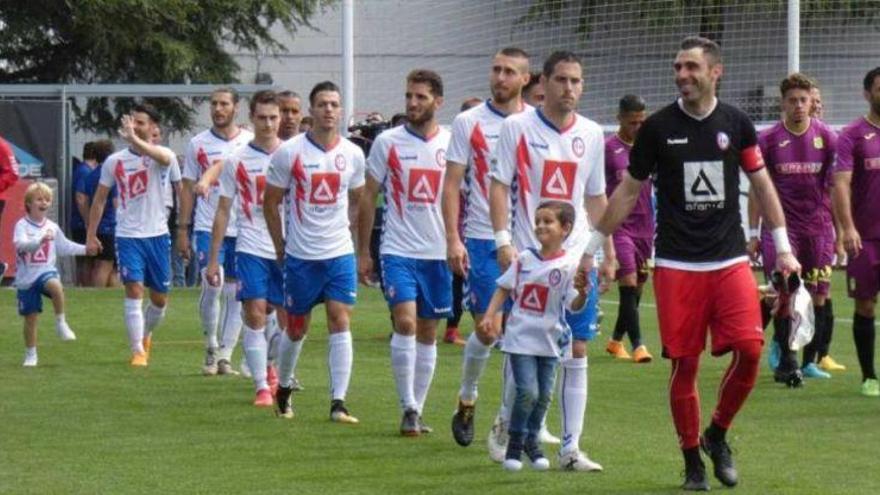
[55,313,66,324]
[328,331,353,401]
[459,333,492,402]
[414,341,437,414]
[559,356,588,454]
[25,346,37,357]
[277,333,305,388]
[390,333,417,411]
[498,353,516,422]
[218,282,242,360]
[265,310,280,362]
[243,325,268,391]
[124,298,144,353]
[199,268,223,349]
[144,303,166,338]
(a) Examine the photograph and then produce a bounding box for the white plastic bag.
[788,284,815,351]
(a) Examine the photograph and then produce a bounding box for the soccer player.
[14,182,90,366]
[490,51,614,471]
[832,66,880,397]
[357,69,450,436]
[87,104,181,367]
[581,37,800,490]
[746,74,837,382]
[604,95,653,363]
[205,90,285,406]
[265,81,365,422]
[523,71,544,107]
[278,90,303,140]
[443,47,536,451]
[179,87,253,375]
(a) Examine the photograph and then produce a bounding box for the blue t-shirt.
[71,160,96,231]
[84,163,117,235]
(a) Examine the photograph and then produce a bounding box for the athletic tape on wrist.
[772,227,792,254]
[494,230,512,249]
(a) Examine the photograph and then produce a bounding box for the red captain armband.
[740,145,765,173]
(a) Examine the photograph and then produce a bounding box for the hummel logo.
[667,137,688,145]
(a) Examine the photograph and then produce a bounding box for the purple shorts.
[847,240,880,300]
[613,233,652,283]
[761,230,832,297]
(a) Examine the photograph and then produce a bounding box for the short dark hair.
[407,69,444,97]
[278,90,301,100]
[524,71,542,94]
[82,142,97,161]
[132,103,160,124]
[680,36,722,65]
[542,51,580,78]
[618,94,646,114]
[779,73,814,97]
[460,97,482,112]
[212,86,240,104]
[536,200,576,235]
[309,81,341,106]
[498,46,529,60]
[864,67,880,92]
[249,89,278,114]
[92,139,115,164]
[391,113,407,127]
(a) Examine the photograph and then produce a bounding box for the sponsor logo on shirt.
[683,161,725,211]
[777,162,822,175]
[128,169,149,200]
[540,160,576,200]
[29,239,50,264]
[310,173,341,204]
[407,168,442,203]
[519,283,548,313]
[666,137,688,145]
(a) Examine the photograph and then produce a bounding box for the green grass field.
[1,271,878,494]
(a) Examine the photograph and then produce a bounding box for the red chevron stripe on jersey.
[515,135,531,218]
[236,161,254,222]
[387,145,405,218]
[470,123,491,199]
[292,156,306,222]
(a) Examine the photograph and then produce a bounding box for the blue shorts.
[17,271,59,316]
[465,238,502,314]
[381,254,452,319]
[567,269,599,341]
[194,231,238,279]
[117,235,171,293]
[236,252,284,306]
[284,254,357,315]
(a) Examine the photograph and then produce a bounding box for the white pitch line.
[600,299,854,323]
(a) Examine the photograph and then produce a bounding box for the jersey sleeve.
[182,139,200,181]
[584,127,606,197]
[495,256,519,290]
[366,135,389,183]
[738,114,764,173]
[445,113,471,166]
[168,158,181,182]
[54,224,87,256]
[74,168,89,195]
[628,118,658,181]
[490,118,519,186]
[266,147,293,189]
[98,156,115,188]
[217,157,236,199]
[349,147,367,189]
[834,128,854,173]
[13,220,40,253]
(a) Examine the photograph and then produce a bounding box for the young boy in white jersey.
[15,182,93,366]
[480,201,588,471]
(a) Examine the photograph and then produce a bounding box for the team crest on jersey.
[436,149,446,167]
[128,169,149,199]
[407,169,441,203]
[716,132,730,151]
[813,136,824,149]
[540,160,576,200]
[519,283,548,313]
[571,137,585,158]
[310,173,341,204]
[548,268,562,287]
[334,154,346,171]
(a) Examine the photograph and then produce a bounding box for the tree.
[0,0,335,133]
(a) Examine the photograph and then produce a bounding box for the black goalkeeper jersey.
[628,100,762,264]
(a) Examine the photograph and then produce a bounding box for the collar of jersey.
[404,124,439,142]
[127,147,142,157]
[676,97,718,121]
[528,247,566,261]
[782,118,812,137]
[863,115,880,130]
[25,216,47,228]
[248,140,279,156]
[210,127,242,142]
[536,108,576,134]
[306,132,341,152]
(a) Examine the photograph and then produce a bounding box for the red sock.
[712,340,762,429]
[669,355,701,449]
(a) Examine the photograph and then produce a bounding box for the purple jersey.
[835,117,880,240]
[605,134,654,238]
[758,119,836,237]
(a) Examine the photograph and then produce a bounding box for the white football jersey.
[164,160,181,214]
[13,217,85,289]
[99,147,179,238]
[219,142,283,259]
[497,248,581,357]
[182,128,253,235]
[267,133,366,260]
[492,108,605,252]
[447,100,530,240]
[368,125,451,260]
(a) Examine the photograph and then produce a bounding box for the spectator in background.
[0,134,20,280]
[522,71,544,107]
[299,115,314,134]
[72,142,100,285]
[81,139,117,287]
[278,90,303,140]
[391,113,408,127]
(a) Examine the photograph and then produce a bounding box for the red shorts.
[654,262,763,359]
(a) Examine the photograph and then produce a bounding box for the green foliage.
[0,0,334,133]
